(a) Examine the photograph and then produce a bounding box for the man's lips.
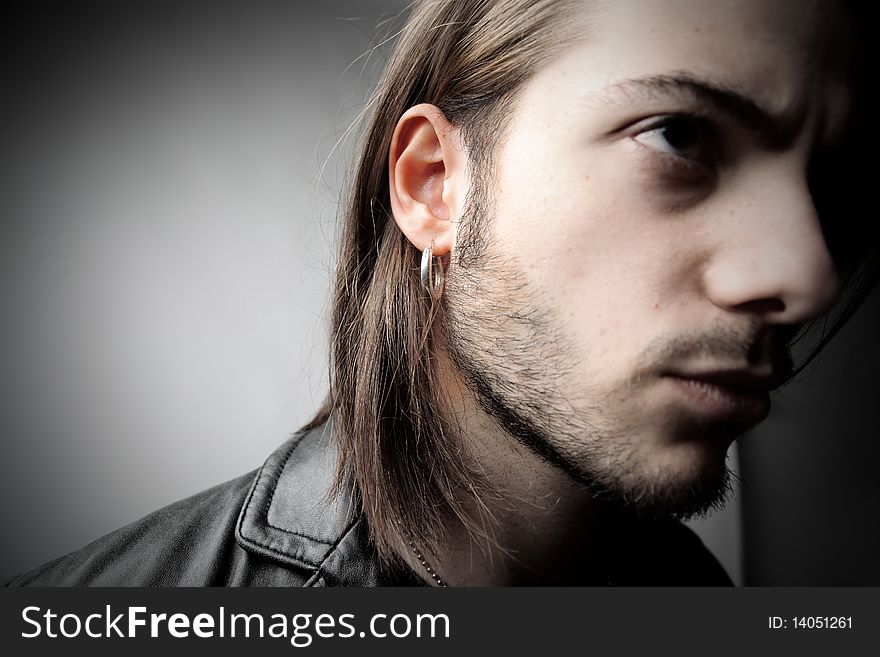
[661,370,774,424]
[672,369,780,393]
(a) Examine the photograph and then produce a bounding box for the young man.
[7,0,873,586]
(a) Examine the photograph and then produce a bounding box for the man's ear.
[388,104,465,257]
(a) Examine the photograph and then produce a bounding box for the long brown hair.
[306,0,878,568]
[305,0,584,566]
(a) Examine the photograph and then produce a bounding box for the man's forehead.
[587,0,844,91]
[520,0,855,146]
[587,0,843,46]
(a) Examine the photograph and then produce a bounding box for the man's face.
[442,0,851,517]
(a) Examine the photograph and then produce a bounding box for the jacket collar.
[235,416,421,586]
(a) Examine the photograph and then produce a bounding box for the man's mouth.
[661,369,774,424]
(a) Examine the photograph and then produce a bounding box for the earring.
[420,241,444,300]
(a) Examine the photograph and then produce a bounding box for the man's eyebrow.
[594,73,797,148]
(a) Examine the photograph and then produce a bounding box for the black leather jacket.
[5,418,732,586]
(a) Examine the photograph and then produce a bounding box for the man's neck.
[396,347,614,586]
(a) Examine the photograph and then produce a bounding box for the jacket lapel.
[235,417,389,585]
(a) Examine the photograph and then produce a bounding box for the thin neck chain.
[407,541,447,587]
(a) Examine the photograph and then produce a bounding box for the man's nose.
[701,163,841,325]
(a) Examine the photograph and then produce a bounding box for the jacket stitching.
[264,433,337,544]
[305,514,363,587]
[237,438,331,567]
[237,429,340,570]
[238,438,297,544]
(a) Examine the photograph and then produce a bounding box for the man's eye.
[632,115,713,163]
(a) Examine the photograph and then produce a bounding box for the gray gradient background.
[2,0,877,585]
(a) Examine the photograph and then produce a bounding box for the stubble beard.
[440,191,734,522]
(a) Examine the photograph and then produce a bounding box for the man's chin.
[644,468,732,521]
[608,461,733,521]
[563,445,735,521]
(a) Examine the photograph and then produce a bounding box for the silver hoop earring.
[420,242,444,300]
